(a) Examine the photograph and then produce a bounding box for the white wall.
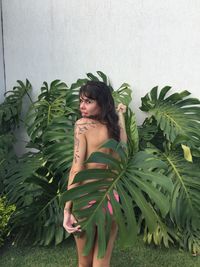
[2,0,200,123]
[0,0,5,101]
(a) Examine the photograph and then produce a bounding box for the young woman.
[63,81,127,267]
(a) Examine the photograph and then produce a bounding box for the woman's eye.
[79,98,93,104]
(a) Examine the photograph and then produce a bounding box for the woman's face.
[79,95,101,118]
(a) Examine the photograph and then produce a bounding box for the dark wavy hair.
[79,81,120,141]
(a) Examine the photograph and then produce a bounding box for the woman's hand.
[116,103,127,114]
[63,210,81,234]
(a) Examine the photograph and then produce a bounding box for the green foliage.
[1,73,200,257]
[4,71,133,247]
[5,79,78,246]
[0,80,31,193]
[140,86,200,153]
[125,108,139,154]
[0,134,16,192]
[139,86,200,254]
[112,83,132,106]
[0,79,32,133]
[0,196,16,247]
[151,147,200,254]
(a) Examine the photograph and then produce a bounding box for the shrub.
[0,196,16,247]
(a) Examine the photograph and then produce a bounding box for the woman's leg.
[92,221,118,267]
[74,234,93,267]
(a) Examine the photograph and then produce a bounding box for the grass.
[0,236,199,267]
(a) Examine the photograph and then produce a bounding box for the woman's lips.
[81,112,88,116]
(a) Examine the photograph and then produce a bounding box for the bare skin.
[63,97,127,267]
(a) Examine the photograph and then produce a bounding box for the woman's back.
[75,117,110,170]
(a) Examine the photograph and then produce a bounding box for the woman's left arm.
[117,103,127,143]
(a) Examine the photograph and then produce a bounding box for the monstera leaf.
[26,80,69,142]
[42,116,75,172]
[4,152,47,215]
[60,139,173,258]
[112,83,132,106]
[125,108,139,155]
[0,80,31,192]
[145,146,200,254]
[140,208,176,248]
[140,86,200,152]
[0,79,31,133]
[4,149,70,246]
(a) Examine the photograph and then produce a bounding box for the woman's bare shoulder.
[75,118,99,126]
[74,118,100,135]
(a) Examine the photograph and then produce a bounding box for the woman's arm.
[117,103,127,143]
[63,119,87,233]
[64,119,87,210]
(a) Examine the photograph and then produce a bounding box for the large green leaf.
[60,139,172,258]
[42,116,74,172]
[125,108,139,155]
[140,86,200,151]
[4,152,44,206]
[141,212,176,248]
[0,79,31,133]
[26,80,69,142]
[112,83,132,106]
[4,151,69,246]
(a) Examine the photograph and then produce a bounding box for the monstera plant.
[5,79,78,245]
[139,87,200,254]
[4,72,134,246]
[2,72,200,257]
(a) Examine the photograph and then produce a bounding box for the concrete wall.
[1,0,200,123]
